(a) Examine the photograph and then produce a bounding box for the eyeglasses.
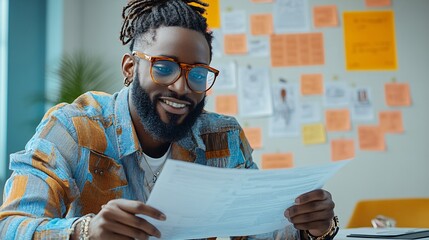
[132,51,219,93]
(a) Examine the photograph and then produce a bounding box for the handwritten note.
[261,153,294,169]
[302,123,326,145]
[301,74,324,95]
[331,139,355,161]
[250,14,273,35]
[344,11,397,70]
[325,109,351,132]
[313,5,338,28]
[379,111,404,133]
[384,82,411,107]
[243,127,263,149]
[365,0,391,7]
[224,34,248,54]
[215,95,238,115]
[358,125,385,151]
[271,33,324,67]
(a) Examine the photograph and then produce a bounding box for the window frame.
[0,0,9,181]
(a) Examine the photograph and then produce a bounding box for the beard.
[130,73,206,142]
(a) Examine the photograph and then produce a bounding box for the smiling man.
[0,1,338,239]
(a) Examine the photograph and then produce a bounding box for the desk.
[336,228,429,240]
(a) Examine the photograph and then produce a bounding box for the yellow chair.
[347,198,429,228]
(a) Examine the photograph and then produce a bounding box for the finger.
[292,219,332,232]
[289,209,334,225]
[108,199,166,221]
[295,189,331,205]
[285,199,334,218]
[101,220,154,239]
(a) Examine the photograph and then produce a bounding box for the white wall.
[60,0,429,228]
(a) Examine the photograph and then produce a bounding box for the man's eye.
[153,65,173,76]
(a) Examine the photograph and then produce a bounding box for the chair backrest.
[347,198,429,228]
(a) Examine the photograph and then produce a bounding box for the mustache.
[153,92,195,107]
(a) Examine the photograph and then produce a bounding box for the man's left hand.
[284,189,335,237]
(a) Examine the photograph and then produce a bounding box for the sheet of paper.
[273,0,310,33]
[243,127,263,149]
[358,125,385,151]
[222,10,247,34]
[324,82,351,107]
[143,159,348,239]
[213,61,237,90]
[238,66,273,117]
[344,11,397,70]
[351,87,374,121]
[251,0,273,3]
[211,29,224,58]
[269,82,300,137]
[313,5,338,28]
[250,13,273,35]
[331,139,355,162]
[365,0,392,7]
[301,74,324,95]
[224,34,248,55]
[302,123,326,145]
[300,102,321,123]
[384,82,411,107]
[215,95,238,115]
[325,109,351,132]
[379,111,404,133]
[248,38,270,57]
[261,153,294,169]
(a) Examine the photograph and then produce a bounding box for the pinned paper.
[358,125,385,151]
[222,10,247,34]
[224,34,248,54]
[302,123,326,145]
[325,109,351,132]
[250,14,273,35]
[243,127,263,149]
[379,111,404,133]
[313,5,338,28]
[215,95,238,115]
[344,11,397,70]
[252,0,273,2]
[273,0,310,32]
[192,0,221,29]
[301,74,324,95]
[271,33,324,67]
[261,153,294,169]
[331,139,355,161]
[384,82,411,107]
[365,0,391,7]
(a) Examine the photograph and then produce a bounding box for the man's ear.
[122,53,135,79]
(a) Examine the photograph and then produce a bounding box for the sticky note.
[301,74,324,95]
[379,111,404,133]
[215,95,238,115]
[302,123,326,145]
[384,82,411,107]
[344,11,397,70]
[365,0,391,7]
[250,14,273,35]
[358,125,385,151]
[331,139,355,161]
[261,153,294,169]
[325,109,351,132]
[313,5,338,28]
[243,127,263,149]
[224,34,247,54]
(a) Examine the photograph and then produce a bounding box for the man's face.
[130,26,210,142]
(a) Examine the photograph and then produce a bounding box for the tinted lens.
[151,60,180,84]
[187,67,216,92]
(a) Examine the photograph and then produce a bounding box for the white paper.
[211,29,224,58]
[248,38,270,57]
[213,61,237,90]
[142,160,348,240]
[324,82,351,107]
[222,10,247,34]
[273,0,310,33]
[238,66,273,117]
[300,102,321,123]
[351,87,374,121]
[269,82,300,137]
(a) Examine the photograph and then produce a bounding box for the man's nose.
[167,72,191,95]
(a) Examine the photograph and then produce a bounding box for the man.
[0,0,338,239]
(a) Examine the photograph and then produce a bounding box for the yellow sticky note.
[243,127,263,149]
[250,14,273,36]
[365,0,391,7]
[344,11,397,70]
[313,5,338,28]
[358,125,385,151]
[331,139,355,161]
[215,95,238,115]
[194,0,221,29]
[261,153,294,169]
[224,34,248,55]
[301,73,324,95]
[325,109,351,132]
[384,82,411,107]
[302,123,326,145]
[379,111,404,133]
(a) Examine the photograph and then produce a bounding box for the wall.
[58,0,429,228]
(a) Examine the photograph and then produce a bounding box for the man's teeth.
[163,99,186,108]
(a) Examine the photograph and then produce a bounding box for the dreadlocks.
[120,0,213,60]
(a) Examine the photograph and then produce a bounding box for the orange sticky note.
[365,0,391,7]
[215,95,238,115]
[243,127,263,149]
[261,153,294,169]
[384,82,411,107]
[331,139,355,161]
[301,74,324,95]
[344,11,397,70]
[379,111,404,133]
[271,33,324,67]
[224,34,247,54]
[358,125,385,151]
[325,109,351,132]
[250,14,273,36]
[313,5,338,28]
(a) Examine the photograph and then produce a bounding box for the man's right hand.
[74,199,166,240]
